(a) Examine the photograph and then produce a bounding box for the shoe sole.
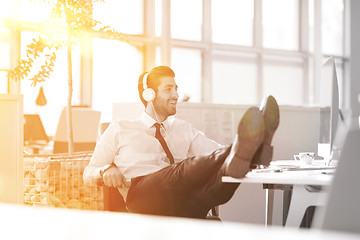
[262,95,280,136]
[252,95,280,167]
[226,107,265,178]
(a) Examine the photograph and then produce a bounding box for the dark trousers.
[126,146,240,218]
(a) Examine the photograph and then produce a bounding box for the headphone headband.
[142,72,149,90]
[142,72,155,102]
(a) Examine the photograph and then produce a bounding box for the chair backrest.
[319,128,360,234]
[100,122,110,135]
[53,107,101,153]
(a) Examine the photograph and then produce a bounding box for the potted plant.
[8,0,126,154]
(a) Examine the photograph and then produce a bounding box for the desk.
[223,161,335,227]
[24,140,54,155]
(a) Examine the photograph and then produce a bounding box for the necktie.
[154,123,174,164]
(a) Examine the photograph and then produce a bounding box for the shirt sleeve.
[187,124,223,157]
[83,122,119,185]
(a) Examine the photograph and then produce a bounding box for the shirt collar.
[140,112,170,130]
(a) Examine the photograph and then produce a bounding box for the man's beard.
[154,101,177,118]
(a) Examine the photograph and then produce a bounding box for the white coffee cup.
[294,152,315,165]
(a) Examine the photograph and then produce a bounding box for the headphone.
[142,71,167,134]
[142,72,156,102]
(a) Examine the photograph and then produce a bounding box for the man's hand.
[102,167,130,188]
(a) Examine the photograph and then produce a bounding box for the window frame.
[2,0,349,114]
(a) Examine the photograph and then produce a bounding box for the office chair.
[102,184,127,212]
[53,107,101,153]
[102,180,220,220]
[99,122,221,220]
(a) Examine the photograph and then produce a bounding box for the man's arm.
[83,122,127,187]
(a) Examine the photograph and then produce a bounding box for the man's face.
[152,76,179,119]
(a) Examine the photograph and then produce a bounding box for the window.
[262,0,299,50]
[212,0,254,46]
[93,0,144,35]
[263,62,304,105]
[0,42,10,69]
[0,71,7,93]
[155,46,162,66]
[92,38,143,122]
[309,0,315,53]
[170,0,202,41]
[0,0,348,133]
[155,0,162,37]
[171,48,202,102]
[20,0,52,23]
[321,0,344,56]
[0,1,16,23]
[212,56,258,105]
[0,28,11,93]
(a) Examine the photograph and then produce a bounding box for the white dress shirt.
[83,112,221,185]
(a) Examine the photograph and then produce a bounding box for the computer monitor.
[318,57,345,163]
[24,114,48,144]
[53,107,101,153]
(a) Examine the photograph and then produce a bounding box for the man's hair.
[138,66,175,106]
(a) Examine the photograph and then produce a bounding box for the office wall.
[0,94,23,204]
[113,102,321,160]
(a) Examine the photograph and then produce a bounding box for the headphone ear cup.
[142,88,156,102]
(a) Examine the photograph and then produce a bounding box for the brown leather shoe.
[251,95,280,168]
[225,107,265,178]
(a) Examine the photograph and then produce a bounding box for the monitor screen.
[318,57,341,160]
[24,114,48,143]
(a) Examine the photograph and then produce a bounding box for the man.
[83,66,279,218]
